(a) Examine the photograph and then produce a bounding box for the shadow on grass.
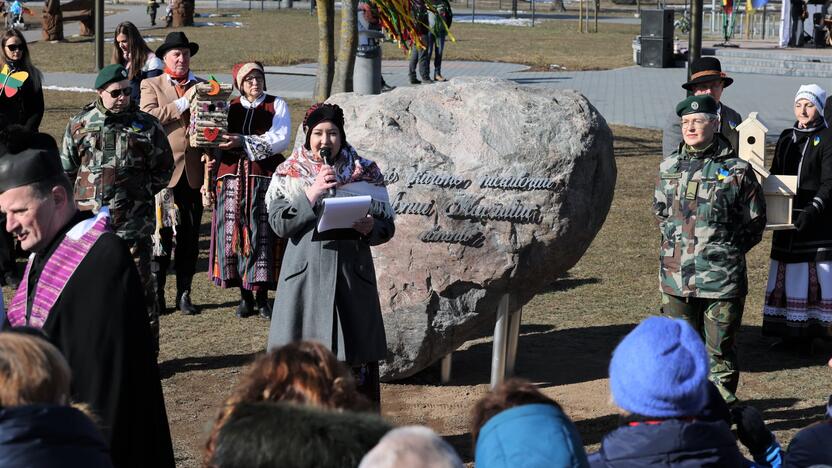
[613,133,662,158]
[740,397,829,432]
[737,325,832,373]
[159,351,257,379]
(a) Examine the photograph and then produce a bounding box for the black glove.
[795,204,820,232]
[731,405,774,456]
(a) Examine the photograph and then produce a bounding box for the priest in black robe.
[0,132,175,468]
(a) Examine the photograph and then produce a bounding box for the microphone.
[321,147,336,197]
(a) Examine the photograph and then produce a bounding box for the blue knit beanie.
[609,317,709,418]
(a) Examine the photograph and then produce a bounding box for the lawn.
[29,9,638,74]
[18,91,832,467]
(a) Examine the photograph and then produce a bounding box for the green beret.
[95,64,129,90]
[675,95,718,117]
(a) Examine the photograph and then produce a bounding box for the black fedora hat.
[155,31,199,59]
[682,57,733,90]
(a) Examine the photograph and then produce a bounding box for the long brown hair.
[1,29,42,90]
[0,332,71,407]
[203,341,369,467]
[111,21,153,80]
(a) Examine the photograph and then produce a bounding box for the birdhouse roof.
[736,112,769,133]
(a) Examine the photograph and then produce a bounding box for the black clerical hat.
[0,133,63,193]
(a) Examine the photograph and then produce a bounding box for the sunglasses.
[5,44,23,52]
[106,87,132,98]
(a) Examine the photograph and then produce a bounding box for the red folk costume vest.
[6,211,110,328]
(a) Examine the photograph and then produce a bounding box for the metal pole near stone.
[689,0,703,72]
[440,353,453,384]
[354,44,382,94]
[95,0,104,70]
[472,0,476,23]
[505,307,523,377]
[490,293,510,389]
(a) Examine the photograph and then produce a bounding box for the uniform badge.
[814,136,821,146]
[691,101,699,111]
[729,121,737,130]
[717,168,730,181]
[130,121,144,132]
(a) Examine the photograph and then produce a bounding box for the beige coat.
[140,73,205,189]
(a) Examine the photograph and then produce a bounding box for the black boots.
[237,289,271,319]
[256,290,271,319]
[236,289,256,318]
[176,277,199,315]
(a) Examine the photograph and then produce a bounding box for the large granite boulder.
[327,77,616,380]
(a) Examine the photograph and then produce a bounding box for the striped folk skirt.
[763,259,832,338]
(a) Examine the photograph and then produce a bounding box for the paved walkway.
[45,59,822,136]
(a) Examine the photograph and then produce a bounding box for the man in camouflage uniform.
[60,64,174,354]
[654,94,766,404]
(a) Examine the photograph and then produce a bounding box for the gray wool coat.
[265,192,394,364]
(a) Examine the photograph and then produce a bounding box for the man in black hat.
[140,31,207,316]
[662,57,743,157]
[0,133,175,468]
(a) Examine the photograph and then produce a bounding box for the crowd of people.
[0,10,830,468]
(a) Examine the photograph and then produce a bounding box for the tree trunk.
[315,0,335,101]
[42,0,64,41]
[172,0,194,27]
[331,0,359,94]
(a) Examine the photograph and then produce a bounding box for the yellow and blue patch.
[814,135,821,146]
[717,168,730,181]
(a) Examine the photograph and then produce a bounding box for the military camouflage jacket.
[60,100,174,242]
[654,135,766,299]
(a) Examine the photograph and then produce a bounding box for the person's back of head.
[471,378,588,468]
[209,401,391,468]
[0,331,71,406]
[205,341,369,465]
[358,426,463,468]
[784,395,832,468]
[0,331,113,468]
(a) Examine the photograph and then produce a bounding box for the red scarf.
[164,67,190,96]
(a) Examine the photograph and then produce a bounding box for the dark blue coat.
[588,418,746,467]
[786,419,832,468]
[0,405,113,468]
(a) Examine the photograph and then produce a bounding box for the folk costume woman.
[209,62,291,318]
[265,103,395,407]
[764,84,832,348]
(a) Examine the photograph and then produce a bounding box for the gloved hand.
[731,405,774,456]
[795,204,820,232]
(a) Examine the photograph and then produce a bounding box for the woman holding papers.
[265,103,395,408]
[209,61,291,319]
[763,84,832,350]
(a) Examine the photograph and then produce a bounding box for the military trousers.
[661,293,745,405]
[127,237,159,354]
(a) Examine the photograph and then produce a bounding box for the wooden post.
[94,0,103,70]
[490,294,510,389]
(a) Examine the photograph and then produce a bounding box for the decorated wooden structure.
[188,78,232,148]
[736,112,797,230]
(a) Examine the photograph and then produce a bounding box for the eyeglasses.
[106,87,132,98]
[680,119,710,129]
[5,44,22,52]
[243,74,264,83]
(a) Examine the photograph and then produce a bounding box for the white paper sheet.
[317,195,372,232]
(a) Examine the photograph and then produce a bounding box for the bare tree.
[331,0,359,94]
[315,0,336,101]
[549,0,566,12]
[172,0,195,27]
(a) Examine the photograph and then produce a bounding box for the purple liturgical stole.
[6,211,110,328]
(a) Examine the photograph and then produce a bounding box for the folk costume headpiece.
[303,103,346,150]
[232,61,265,91]
[682,57,733,91]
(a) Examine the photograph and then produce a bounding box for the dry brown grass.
[11,94,831,467]
[29,9,637,74]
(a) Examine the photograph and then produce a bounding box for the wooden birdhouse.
[188,79,233,148]
[736,112,797,230]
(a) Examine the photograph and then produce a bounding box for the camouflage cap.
[95,64,129,90]
[675,95,718,117]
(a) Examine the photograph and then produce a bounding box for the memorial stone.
[326,77,617,380]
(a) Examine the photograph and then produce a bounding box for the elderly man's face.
[681,113,717,148]
[163,47,191,76]
[692,80,724,103]
[0,185,62,252]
